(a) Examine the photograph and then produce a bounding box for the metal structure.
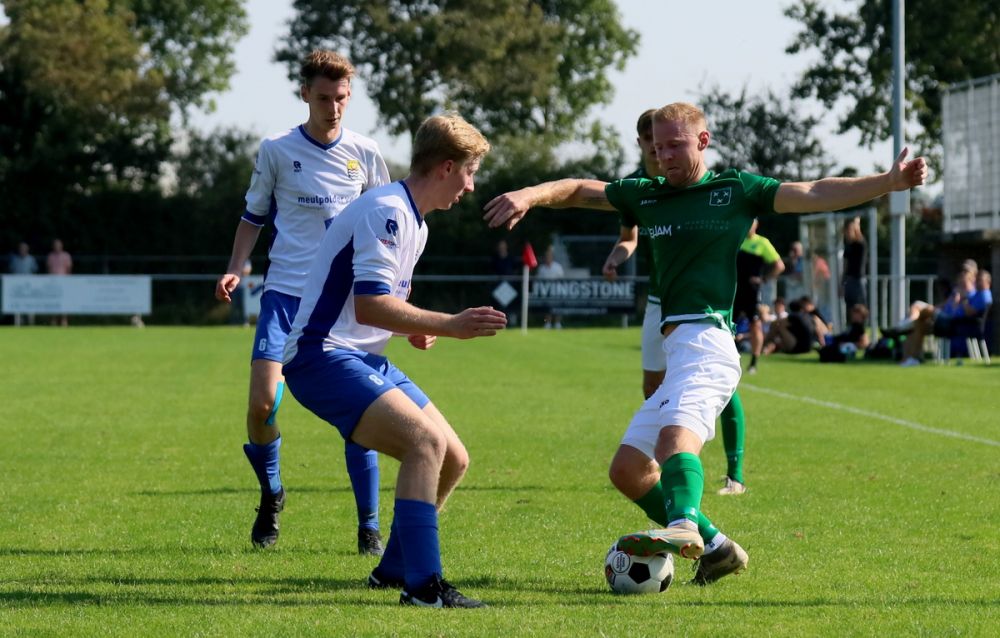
[798,209,880,335]
[942,73,1000,233]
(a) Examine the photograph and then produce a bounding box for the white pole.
[520,264,530,335]
[889,0,908,324]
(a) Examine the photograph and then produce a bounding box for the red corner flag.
[522,242,538,269]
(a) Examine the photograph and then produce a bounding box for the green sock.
[633,480,719,543]
[660,452,704,524]
[632,483,668,527]
[720,392,746,484]
[698,511,720,544]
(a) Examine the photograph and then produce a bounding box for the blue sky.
[189,0,896,175]
[0,1,896,173]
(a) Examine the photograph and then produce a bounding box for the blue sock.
[375,518,405,582]
[345,442,379,531]
[395,498,441,591]
[243,436,282,495]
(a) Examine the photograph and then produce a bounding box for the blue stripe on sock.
[264,381,284,426]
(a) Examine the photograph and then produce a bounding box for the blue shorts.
[251,290,301,363]
[283,348,430,440]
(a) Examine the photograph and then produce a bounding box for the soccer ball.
[604,542,674,594]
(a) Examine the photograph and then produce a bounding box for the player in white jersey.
[214,50,390,553]
[283,113,505,608]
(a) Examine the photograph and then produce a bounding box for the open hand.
[449,306,508,339]
[483,190,533,230]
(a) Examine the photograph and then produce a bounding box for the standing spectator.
[782,241,805,300]
[9,242,38,326]
[46,238,72,327]
[491,239,514,278]
[536,245,564,329]
[842,216,867,318]
[9,241,38,275]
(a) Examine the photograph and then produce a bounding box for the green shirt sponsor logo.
[606,169,781,330]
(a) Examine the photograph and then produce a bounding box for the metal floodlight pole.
[889,0,909,323]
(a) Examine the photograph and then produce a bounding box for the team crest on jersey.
[379,218,399,248]
[346,159,362,181]
[293,160,302,173]
[709,188,732,206]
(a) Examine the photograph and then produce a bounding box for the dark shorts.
[283,348,430,440]
[733,286,762,322]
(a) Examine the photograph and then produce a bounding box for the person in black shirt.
[842,216,867,318]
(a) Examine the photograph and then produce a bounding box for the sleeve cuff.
[241,210,266,226]
[354,281,391,296]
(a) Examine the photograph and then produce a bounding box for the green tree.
[699,85,835,182]
[785,0,1000,163]
[277,0,637,141]
[0,0,248,246]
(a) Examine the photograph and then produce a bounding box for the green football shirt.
[618,165,660,303]
[606,169,781,329]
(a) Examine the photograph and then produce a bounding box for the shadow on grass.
[2,581,997,610]
[131,485,556,497]
[0,546,360,557]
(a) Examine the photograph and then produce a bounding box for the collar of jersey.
[297,124,343,150]
[397,180,424,228]
[650,169,716,192]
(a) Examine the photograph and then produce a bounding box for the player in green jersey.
[485,102,927,584]
[604,109,751,498]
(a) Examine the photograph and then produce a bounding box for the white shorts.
[621,323,742,458]
[641,300,666,372]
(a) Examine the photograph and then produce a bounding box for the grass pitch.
[1,327,998,636]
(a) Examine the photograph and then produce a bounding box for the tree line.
[2,1,996,287]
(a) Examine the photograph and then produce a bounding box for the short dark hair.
[636,109,656,136]
[300,50,354,86]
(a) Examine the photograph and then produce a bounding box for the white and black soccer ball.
[604,542,674,594]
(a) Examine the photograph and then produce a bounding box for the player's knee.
[608,456,641,496]
[413,425,448,465]
[445,442,470,478]
[247,399,275,427]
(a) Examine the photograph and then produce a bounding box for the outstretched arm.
[775,148,928,214]
[483,179,615,230]
[355,295,507,340]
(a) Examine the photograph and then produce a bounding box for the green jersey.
[619,165,660,303]
[606,169,781,329]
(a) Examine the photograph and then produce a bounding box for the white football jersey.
[242,125,390,297]
[284,181,428,360]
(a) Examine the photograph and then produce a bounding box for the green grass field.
[2,327,998,636]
